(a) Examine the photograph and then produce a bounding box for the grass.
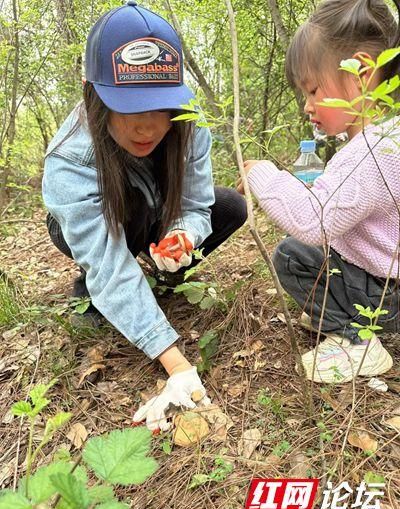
[0,272,25,327]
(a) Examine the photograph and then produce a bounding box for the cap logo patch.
[121,41,160,65]
[113,37,181,84]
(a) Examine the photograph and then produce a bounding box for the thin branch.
[224,0,312,416]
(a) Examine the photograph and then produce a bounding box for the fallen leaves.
[77,345,108,386]
[237,428,261,459]
[67,422,88,449]
[201,405,234,442]
[173,412,209,447]
[348,430,377,453]
[384,416,400,432]
[289,451,312,478]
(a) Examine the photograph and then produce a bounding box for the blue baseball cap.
[85,0,195,114]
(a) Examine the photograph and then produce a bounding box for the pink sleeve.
[247,157,377,245]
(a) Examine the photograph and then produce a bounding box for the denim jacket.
[42,105,215,359]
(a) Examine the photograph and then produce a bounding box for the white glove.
[149,230,194,273]
[133,366,211,431]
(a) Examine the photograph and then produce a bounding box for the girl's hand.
[236,159,260,195]
[132,366,211,431]
[150,230,194,272]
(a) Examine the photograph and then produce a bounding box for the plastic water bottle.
[293,140,324,184]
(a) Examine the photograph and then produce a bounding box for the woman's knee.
[214,187,247,229]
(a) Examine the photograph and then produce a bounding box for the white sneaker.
[298,333,393,383]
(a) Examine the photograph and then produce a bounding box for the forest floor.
[0,201,400,508]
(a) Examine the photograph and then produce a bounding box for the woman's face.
[108,110,172,157]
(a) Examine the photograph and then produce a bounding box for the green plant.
[197,329,219,373]
[316,421,333,443]
[257,390,285,421]
[189,456,234,489]
[271,440,291,457]
[0,272,24,327]
[0,382,158,508]
[351,304,388,340]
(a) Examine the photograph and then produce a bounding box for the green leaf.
[11,401,33,417]
[0,492,32,509]
[49,472,90,509]
[198,330,218,350]
[272,440,291,457]
[189,474,210,489]
[371,76,400,101]
[359,55,376,68]
[350,322,363,329]
[171,112,199,122]
[369,325,383,331]
[376,48,400,68]
[44,412,72,437]
[364,471,385,485]
[354,303,365,312]
[19,462,87,504]
[87,485,115,504]
[54,447,72,462]
[162,439,172,455]
[339,58,362,75]
[358,328,373,340]
[29,381,56,405]
[184,286,205,304]
[75,301,91,314]
[82,428,158,485]
[199,296,216,310]
[146,275,157,289]
[319,98,352,108]
[96,502,129,509]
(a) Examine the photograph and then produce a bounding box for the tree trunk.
[0,0,19,212]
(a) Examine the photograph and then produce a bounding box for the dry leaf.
[266,288,277,296]
[250,340,264,354]
[385,416,400,432]
[67,423,88,449]
[201,404,234,442]
[320,388,353,413]
[276,313,297,325]
[173,412,209,447]
[289,452,311,478]
[392,405,400,416]
[77,345,106,386]
[238,428,262,459]
[367,377,388,392]
[226,381,248,398]
[348,431,377,453]
[254,358,267,371]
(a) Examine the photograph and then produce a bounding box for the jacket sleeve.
[168,126,215,246]
[42,155,178,359]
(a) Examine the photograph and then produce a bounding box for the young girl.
[238,0,400,383]
[42,1,246,431]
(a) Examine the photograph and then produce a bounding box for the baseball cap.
[85,0,195,114]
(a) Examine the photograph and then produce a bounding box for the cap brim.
[93,82,195,114]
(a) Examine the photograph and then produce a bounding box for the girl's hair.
[81,82,193,238]
[286,0,400,89]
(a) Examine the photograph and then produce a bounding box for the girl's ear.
[351,51,376,89]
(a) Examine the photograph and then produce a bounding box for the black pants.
[273,237,400,343]
[47,186,247,300]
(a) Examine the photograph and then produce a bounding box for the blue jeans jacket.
[42,104,215,359]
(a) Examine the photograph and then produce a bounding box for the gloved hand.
[149,230,194,273]
[132,366,211,431]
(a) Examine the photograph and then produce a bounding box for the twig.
[0,219,42,225]
[13,331,41,490]
[223,0,312,415]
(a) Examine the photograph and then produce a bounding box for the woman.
[43,1,247,430]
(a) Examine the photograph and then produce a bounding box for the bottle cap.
[300,140,316,153]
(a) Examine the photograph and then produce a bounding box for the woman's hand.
[150,230,194,272]
[133,366,211,431]
[236,159,260,195]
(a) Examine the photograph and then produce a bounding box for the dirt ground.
[1,205,400,508]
